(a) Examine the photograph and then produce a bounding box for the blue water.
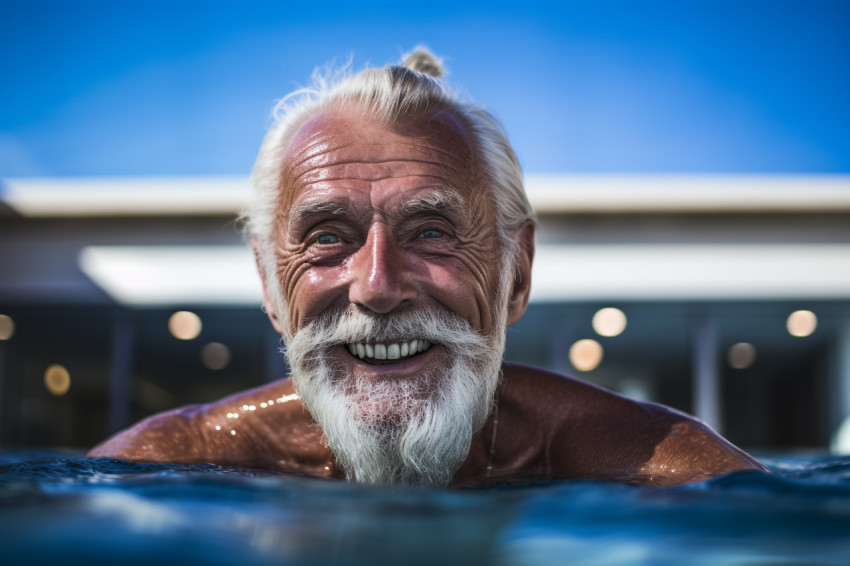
[1,452,849,566]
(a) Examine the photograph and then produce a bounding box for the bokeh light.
[592,307,627,337]
[201,342,231,370]
[787,310,817,338]
[44,364,71,396]
[169,311,202,340]
[728,342,757,369]
[0,314,14,340]
[569,339,604,372]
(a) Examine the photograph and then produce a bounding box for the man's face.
[260,109,512,485]
[273,109,505,384]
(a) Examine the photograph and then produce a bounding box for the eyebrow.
[286,198,358,237]
[286,188,468,233]
[399,188,468,218]
[289,198,352,221]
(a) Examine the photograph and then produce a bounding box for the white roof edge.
[1,175,252,217]
[75,242,850,305]
[531,242,850,302]
[3,174,850,217]
[525,173,850,213]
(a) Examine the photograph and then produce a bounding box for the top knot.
[402,47,445,78]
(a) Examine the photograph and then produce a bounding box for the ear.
[252,238,284,335]
[505,222,535,326]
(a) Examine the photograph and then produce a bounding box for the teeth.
[387,343,400,359]
[374,344,387,360]
[346,339,433,361]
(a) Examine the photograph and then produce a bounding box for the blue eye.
[422,229,443,239]
[317,233,339,244]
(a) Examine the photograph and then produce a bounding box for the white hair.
[243,47,536,300]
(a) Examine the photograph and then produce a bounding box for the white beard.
[283,305,506,487]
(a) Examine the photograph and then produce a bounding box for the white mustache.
[288,305,492,365]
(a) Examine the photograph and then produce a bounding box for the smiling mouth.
[346,339,433,365]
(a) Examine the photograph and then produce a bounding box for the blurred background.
[1,0,849,454]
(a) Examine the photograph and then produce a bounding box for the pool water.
[1,451,848,565]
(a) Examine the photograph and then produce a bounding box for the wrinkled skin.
[89,110,767,486]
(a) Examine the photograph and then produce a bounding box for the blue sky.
[1,0,848,177]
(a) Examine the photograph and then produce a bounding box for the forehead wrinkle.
[290,154,465,186]
[292,135,456,159]
[402,142,461,162]
[381,138,465,163]
[299,174,461,191]
[284,147,347,185]
[305,135,463,161]
[288,132,466,169]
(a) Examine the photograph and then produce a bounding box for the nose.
[348,224,416,314]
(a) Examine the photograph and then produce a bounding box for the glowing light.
[569,339,603,372]
[787,310,817,337]
[0,315,14,340]
[727,343,757,369]
[231,430,236,436]
[592,307,627,337]
[215,425,221,431]
[168,311,202,340]
[44,364,71,396]
[78,245,262,306]
[200,342,231,370]
[832,416,850,455]
[260,402,267,408]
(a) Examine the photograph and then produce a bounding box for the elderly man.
[89,49,766,486]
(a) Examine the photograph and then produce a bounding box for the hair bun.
[402,47,445,78]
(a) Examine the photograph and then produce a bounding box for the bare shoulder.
[86,380,306,465]
[634,412,768,484]
[500,362,767,485]
[86,403,206,462]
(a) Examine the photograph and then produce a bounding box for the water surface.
[1,452,848,565]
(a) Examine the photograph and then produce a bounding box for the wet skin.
[266,110,519,399]
[87,365,766,485]
[88,110,768,486]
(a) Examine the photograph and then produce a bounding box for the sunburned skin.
[274,110,504,333]
[87,363,767,486]
[87,107,768,486]
[266,110,514,397]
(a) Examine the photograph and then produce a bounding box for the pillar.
[108,311,134,434]
[693,314,722,434]
[829,321,850,453]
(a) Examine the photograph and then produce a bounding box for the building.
[2,174,849,453]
